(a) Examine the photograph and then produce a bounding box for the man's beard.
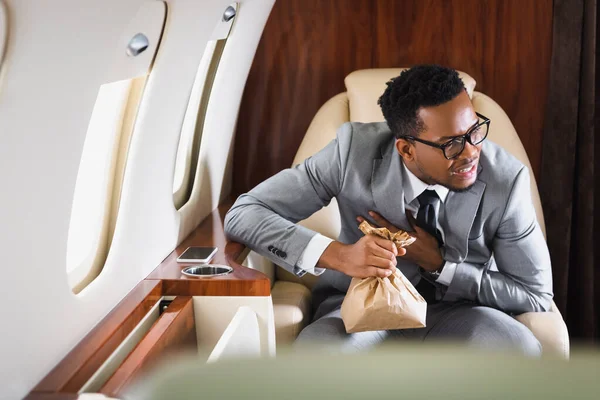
[447,182,476,193]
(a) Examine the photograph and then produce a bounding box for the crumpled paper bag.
[341,221,427,333]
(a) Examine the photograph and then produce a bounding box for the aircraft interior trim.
[1,0,276,398]
[28,201,274,399]
[0,1,7,70]
[2,0,599,399]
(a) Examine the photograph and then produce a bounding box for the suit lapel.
[440,166,486,262]
[371,142,412,232]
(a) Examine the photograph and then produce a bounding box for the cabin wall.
[0,1,274,399]
[233,0,553,194]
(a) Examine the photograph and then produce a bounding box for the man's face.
[396,91,481,192]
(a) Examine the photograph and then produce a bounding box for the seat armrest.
[515,303,569,359]
[272,281,312,346]
[242,250,276,285]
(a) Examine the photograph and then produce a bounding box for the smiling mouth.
[451,160,478,177]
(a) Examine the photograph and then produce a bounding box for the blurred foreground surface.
[125,344,600,400]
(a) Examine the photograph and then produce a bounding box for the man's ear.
[395,138,414,161]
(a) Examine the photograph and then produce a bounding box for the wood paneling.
[233,0,553,194]
[32,280,163,394]
[100,296,197,398]
[146,199,271,297]
[235,0,375,193]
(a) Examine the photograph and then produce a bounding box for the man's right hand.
[317,235,404,278]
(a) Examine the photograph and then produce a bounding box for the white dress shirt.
[295,162,457,286]
[400,162,457,285]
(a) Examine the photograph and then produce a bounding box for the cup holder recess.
[181,264,233,278]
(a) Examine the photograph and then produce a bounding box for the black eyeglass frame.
[400,112,491,160]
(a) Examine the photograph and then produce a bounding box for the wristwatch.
[421,261,445,282]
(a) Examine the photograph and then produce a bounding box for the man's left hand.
[356,211,444,272]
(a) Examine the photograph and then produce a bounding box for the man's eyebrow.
[439,119,479,140]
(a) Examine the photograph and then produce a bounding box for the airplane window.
[65,1,166,293]
[173,3,237,210]
[173,40,226,209]
[66,77,147,294]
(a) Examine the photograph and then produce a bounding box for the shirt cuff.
[435,261,458,286]
[295,234,333,276]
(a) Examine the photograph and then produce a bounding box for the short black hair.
[378,65,466,138]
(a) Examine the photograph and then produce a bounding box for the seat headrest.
[344,68,477,123]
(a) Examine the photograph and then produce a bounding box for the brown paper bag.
[356,221,417,249]
[340,221,427,333]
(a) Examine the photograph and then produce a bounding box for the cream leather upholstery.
[515,302,570,358]
[269,68,568,357]
[271,282,312,345]
[344,69,476,122]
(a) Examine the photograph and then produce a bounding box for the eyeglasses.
[401,112,490,160]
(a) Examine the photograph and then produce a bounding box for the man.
[225,65,553,356]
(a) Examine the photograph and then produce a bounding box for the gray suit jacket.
[225,122,553,315]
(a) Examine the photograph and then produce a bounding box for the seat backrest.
[277,68,546,289]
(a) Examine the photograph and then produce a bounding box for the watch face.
[418,267,439,283]
[421,264,443,282]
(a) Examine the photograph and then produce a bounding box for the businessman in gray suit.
[225,65,553,356]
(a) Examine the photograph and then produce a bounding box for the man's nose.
[461,140,479,159]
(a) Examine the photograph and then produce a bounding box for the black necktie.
[416,190,443,246]
[414,190,443,303]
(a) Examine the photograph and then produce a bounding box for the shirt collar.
[402,161,449,204]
